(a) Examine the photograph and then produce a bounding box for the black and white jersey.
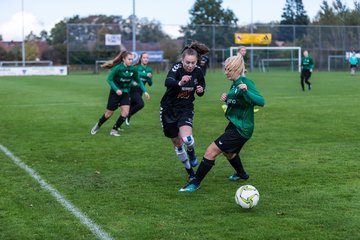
[160,62,205,110]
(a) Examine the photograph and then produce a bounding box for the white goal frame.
[95,60,107,74]
[229,46,302,72]
[328,55,346,72]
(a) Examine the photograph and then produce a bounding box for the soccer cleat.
[179,183,200,192]
[228,172,249,181]
[90,123,100,135]
[125,117,130,126]
[110,129,121,137]
[308,85,312,90]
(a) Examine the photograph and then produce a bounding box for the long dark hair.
[181,41,210,60]
[101,51,132,69]
[134,52,148,66]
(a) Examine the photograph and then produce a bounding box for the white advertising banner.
[105,34,121,46]
[0,66,68,76]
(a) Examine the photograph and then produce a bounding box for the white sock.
[175,145,190,169]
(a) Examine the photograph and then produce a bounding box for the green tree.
[346,1,360,25]
[182,0,238,49]
[0,47,8,60]
[137,18,169,42]
[50,20,67,45]
[279,0,309,41]
[49,14,171,64]
[39,30,49,42]
[313,1,337,25]
[313,0,360,25]
[281,0,309,25]
[48,20,67,64]
[312,1,360,53]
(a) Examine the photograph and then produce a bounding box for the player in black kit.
[160,41,209,181]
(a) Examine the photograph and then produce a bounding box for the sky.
[0,0,358,41]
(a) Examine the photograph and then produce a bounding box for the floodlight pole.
[21,0,26,66]
[132,0,136,52]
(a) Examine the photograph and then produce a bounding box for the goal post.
[229,46,302,72]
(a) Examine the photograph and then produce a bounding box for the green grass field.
[0,70,359,240]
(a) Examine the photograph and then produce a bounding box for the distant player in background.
[237,46,248,74]
[348,51,358,76]
[179,54,265,192]
[126,52,153,125]
[198,54,209,76]
[300,50,314,91]
[160,41,209,182]
[237,46,247,60]
[90,51,150,137]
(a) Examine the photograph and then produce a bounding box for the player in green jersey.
[90,51,150,137]
[300,50,314,91]
[179,54,265,192]
[126,52,153,125]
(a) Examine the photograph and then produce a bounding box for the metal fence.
[67,23,360,72]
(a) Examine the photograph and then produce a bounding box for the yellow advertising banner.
[234,33,272,45]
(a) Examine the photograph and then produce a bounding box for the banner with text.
[235,33,272,45]
[105,34,122,46]
[0,66,68,76]
[132,51,164,62]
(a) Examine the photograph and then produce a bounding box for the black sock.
[185,168,195,177]
[187,149,196,160]
[192,158,215,185]
[228,154,248,177]
[98,114,108,127]
[113,116,126,130]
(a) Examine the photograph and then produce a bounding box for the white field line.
[0,144,113,240]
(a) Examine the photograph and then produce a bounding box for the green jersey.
[107,63,147,93]
[301,56,314,70]
[349,56,358,65]
[136,64,153,87]
[225,76,265,139]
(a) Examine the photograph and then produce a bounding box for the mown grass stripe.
[0,144,113,240]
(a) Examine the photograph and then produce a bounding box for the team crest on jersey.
[171,63,182,72]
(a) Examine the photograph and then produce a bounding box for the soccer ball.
[235,185,260,209]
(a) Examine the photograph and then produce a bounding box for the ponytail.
[101,51,132,69]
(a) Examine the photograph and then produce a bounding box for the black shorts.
[350,64,357,68]
[214,122,248,154]
[301,69,311,79]
[106,90,130,111]
[160,107,194,138]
